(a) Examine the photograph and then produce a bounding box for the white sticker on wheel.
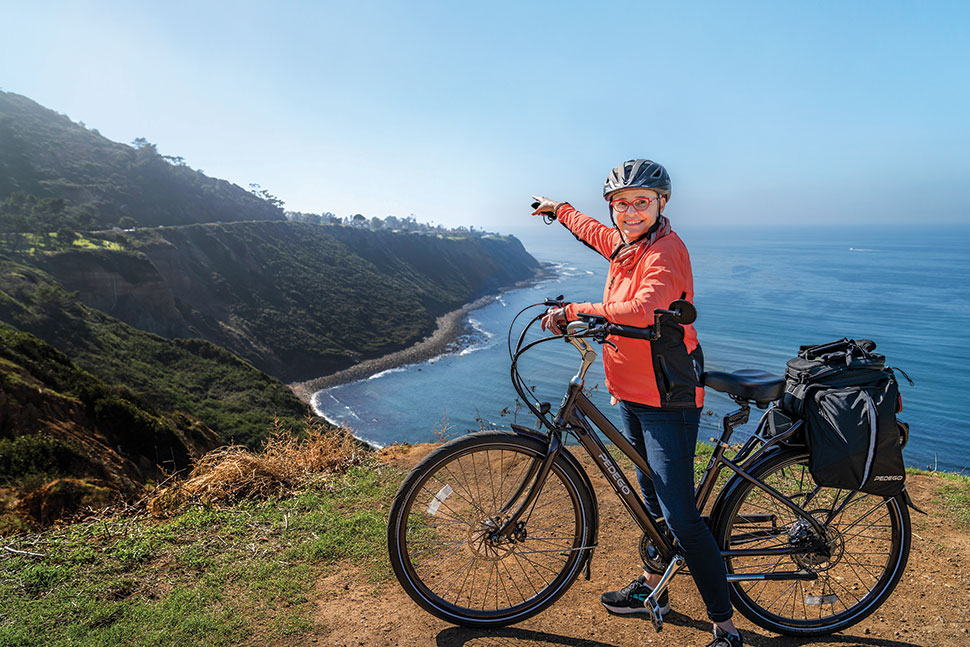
[805,594,838,606]
[427,484,454,515]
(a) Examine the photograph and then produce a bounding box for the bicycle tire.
[713,447,910,636]
[387,430,595,627]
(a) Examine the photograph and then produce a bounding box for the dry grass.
[148,418,365,515]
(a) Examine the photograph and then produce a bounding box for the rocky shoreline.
[287,296,494,404]
[288,262,556,405]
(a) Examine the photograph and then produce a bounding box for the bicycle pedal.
[648,598,664,632]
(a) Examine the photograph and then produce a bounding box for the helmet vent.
[603,158,672,202]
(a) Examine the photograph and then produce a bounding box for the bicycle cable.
[511,329,597,425]
[507,302,545,360]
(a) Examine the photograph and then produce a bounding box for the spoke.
[413,536,470,575]
[840,551,881,583]
[523,492,572,517]
[467,452,484,517]
[430,469,483,514]
[411,514,469,529]
[436,555,477,600]
[498,450,506,509]
[825,572,864,606]
[522,535,576,543]
[511,552,541,597]
[838,512,892,543]
[799,580,808,620]
[454,554,478,606]
[418,478,479,528]
[735,532,793,605]
[502,556,527,605]
[834,499,890,537]
[440,462,490,519]
[408,537,472,559]
[516,550,562,577]
[514,548,574,556]
[487,451,499,513]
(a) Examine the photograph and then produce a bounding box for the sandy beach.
[288,266,554,405]
[287,296,495,404]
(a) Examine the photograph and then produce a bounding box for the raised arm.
[553,203,620,260]
[531,196,620,259]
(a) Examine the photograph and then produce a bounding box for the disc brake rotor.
[789,517,844,571]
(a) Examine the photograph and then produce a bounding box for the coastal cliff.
[35,222,539,382]
[0,91,541,527]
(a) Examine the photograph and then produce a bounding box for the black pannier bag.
[782,338,906,497]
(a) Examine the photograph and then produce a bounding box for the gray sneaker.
[706,627,743,647]
[599,575,671,615]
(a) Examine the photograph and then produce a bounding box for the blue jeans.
[619,401,733,623]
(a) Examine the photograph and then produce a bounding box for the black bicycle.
[386,299,911,636]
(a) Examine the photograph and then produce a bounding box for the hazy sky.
[2,1,968,230]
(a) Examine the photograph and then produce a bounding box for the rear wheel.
[387,431,595,627]
[714,448,910,636]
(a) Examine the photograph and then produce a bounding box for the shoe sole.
[601,602,671,616]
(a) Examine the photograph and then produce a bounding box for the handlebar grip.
[606,323,655,340]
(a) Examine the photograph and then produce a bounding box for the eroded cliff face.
[37,222,540,382]
[40,250,192,338]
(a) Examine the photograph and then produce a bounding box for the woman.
[531,159,742,647]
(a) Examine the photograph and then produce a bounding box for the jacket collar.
[610,216,671,271]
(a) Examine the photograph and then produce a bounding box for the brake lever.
[589,325,617,351]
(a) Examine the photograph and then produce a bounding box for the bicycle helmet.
[603,159,671,202]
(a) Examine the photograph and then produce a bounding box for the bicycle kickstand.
[648,554,686,632]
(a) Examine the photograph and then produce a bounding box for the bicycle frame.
[497,325,827,582]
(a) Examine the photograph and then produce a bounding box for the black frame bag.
[783,339,906,496]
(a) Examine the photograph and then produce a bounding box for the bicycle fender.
[902,487,927,515]
[509,424,600,571]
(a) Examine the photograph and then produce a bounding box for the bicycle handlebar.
[509,297,697,427]
[571,312,658,341]
[607,322,655,341]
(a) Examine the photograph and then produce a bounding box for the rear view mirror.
[668,299,696,325]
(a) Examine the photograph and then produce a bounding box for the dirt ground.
[307,444,970,647]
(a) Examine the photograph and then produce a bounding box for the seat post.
[721,398,751,442]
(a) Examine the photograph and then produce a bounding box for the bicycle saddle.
[701,369,785,405]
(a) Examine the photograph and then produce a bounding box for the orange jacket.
[556,203,704,409]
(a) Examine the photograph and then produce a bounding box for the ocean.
[313,224,970,473]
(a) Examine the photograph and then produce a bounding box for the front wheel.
[387,431,595,627]
[713,448,910,636]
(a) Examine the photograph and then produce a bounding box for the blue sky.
[2,1,968,230]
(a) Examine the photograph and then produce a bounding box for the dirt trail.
[308,444,970,647]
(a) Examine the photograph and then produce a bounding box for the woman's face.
[609,188,664,243]
[610,189,664,242]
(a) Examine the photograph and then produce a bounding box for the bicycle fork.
[492,431,565,539]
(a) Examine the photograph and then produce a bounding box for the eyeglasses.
[610,196,659,213]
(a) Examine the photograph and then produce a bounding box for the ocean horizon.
[314,223,970,474]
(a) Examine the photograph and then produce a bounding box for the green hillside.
[0,91,283,231]
[0,262,307,448]
[32,222,539,381]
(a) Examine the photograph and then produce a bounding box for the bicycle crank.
[638,529,672,575]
